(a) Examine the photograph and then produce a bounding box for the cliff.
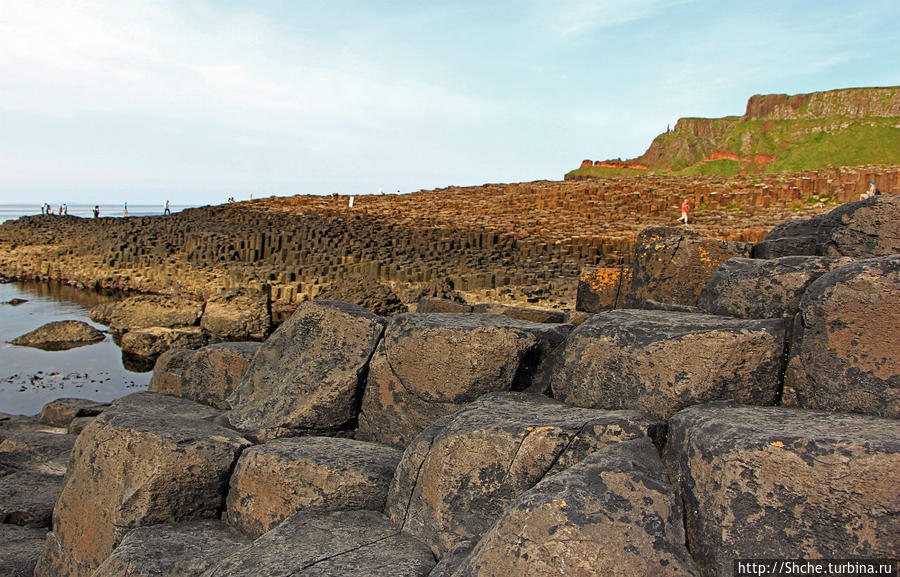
[571,86,900,177]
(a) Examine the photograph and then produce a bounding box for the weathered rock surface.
[34,392,250,577]
[227,300,386,440]
[200,288,270,341]
[10,320,104,351]
[550,310,786,420]
[385,392,664,557]
[90,294,204,333]
[0,470,64,528]
[91,520,250,577]
[784,256,900,417]
[0,524,47,577]
[0,431,76,476]
[751,214,824,258]
[224,436,402,538]
[65,417,95,436]
[455,438,699,577]
[38,398,109,428]
[665,402,900,577]
[315,274,407,316]
[471,303,567,323]
[119,326,212,359]
[201,510,436,577]
[576,266,632,312]
[150,342,260,410]
[627,227,752,308]
[416,297,473,313]
[356,314,571,449]
[0,415,62,443]
[815,194,900,257]
[698,255,853,318]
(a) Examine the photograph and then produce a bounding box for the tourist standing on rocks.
[679,198,690,224]
[164,200,171,215]
[93,205,100,218]
[859,180,881,200]
[123,202,128,216]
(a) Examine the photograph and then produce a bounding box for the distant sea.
[0,203,196,224]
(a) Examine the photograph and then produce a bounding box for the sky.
[0,0,898,206]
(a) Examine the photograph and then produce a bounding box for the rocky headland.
[1,193,897,576]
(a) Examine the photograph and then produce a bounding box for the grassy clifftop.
[569,87,900,179]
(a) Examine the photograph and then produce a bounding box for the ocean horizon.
[0,203,199,224]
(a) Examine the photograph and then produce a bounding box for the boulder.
[784,256,900,418]
[0,470,64,528]
[698,255,852,319]
[471,303,567,324]
[455,438,699,577]
[66,417,95,436]
[147,348,193,397]
[0,415,61,444]
[90,294,204,334]
[627,226,752,308]
[416,297,473,313]
[0,524,47,577]
[200,510,436,577]
[91,520,250,577]
[751,214,824,258]
[0,432,76,476]
[10,321,104,351]
[227,300,386,440]
[356,314,571,449]
[315,275,407,316]
[815,194,900,257]
[224,436,402,538]
[119,326,212,359]
[550,310,786,420]
[34,392,250,577]
[38,398,109,428]
[3,297,29,305]
[150,342,260,410]
[385,392,664,557]
[665,402,900,577]
[575,266,631,312]
[200,288,271,341]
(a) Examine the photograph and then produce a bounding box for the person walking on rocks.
[859,180,881,200]
[679,198,690,224]
[93,205,100,219]
[164,199,171,215]
[123,202,128,217]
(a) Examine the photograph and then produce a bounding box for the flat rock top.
[11,320,105,350]
[578,309,783,338]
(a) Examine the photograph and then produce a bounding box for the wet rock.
[456,438,699,577]
[356,314,571,449]
[224,436,402,538]
[3,297,29,305]
[227,301,386,441]
[0,431,76,476]
[665,402,900,577]
[0,524,47,577]
[119,326,212,359]
[627,226,752,308]
[550,310,786,420]
[10,321,104,351]
[784,256,900,418]
[150,342,260,410]
[0,470,64,528]
[698,255,852,319]
[201,510,435,577]
[385,392,664,557]
[316,274,407,316]
[34,392,250,577]
[38,398,110,428]
[200,288,271,341]
[471,303,567,324]
[815,194,900,257]
[91,520,250,577]
[90,294,204,334]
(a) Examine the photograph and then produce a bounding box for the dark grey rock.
[0,524,47,577]
[39,398,109,428]
[10,321,104,351]
[0,470,64,528]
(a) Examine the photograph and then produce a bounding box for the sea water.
[0,203,195,224]
[0,282,152,416]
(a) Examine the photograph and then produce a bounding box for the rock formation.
[10,321,105,351]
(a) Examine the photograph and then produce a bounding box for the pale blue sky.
[0,0,897,205]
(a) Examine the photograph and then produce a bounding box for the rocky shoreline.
[1,194,898,576]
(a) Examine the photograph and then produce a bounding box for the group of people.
[38,200,174,219]
[40,203,68,216]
